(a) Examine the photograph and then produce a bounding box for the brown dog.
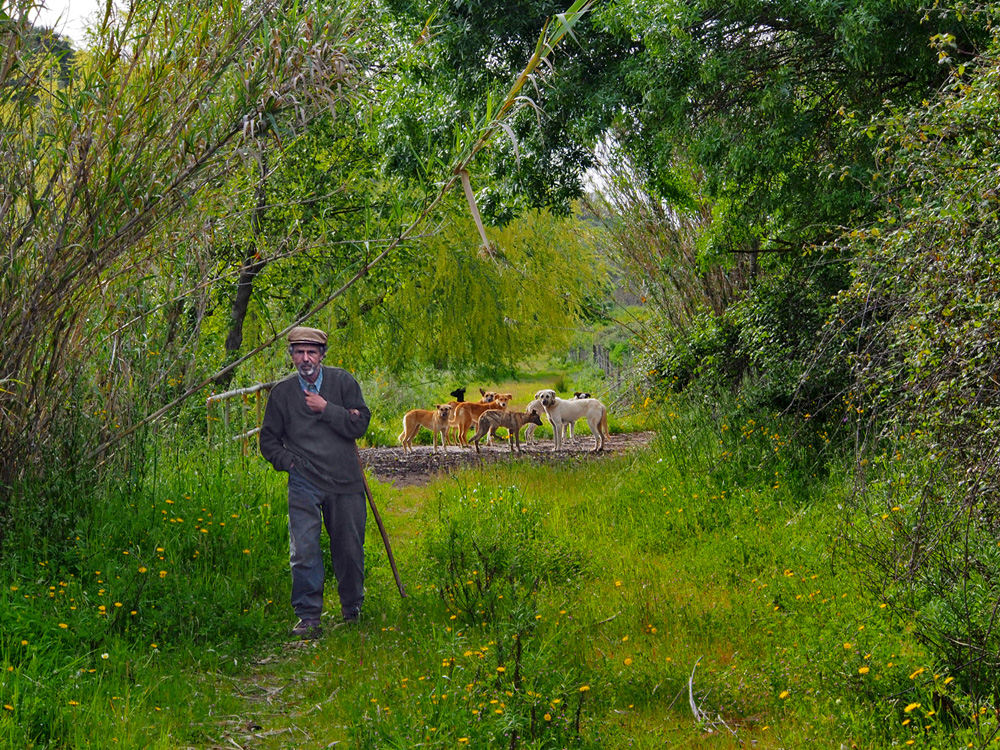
[398,404,453,453]
[470,408,543,453]
[447,389,498,444]
[451,397,509,447]
[481,392,514,444]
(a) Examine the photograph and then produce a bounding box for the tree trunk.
[218,148,269,385]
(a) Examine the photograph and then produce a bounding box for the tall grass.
[1,393,993,747]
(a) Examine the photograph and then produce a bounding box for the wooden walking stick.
[357,446,407,598]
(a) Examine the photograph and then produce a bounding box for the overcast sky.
[34,0,103,47]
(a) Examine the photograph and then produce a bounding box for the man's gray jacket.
[259,366,371,494]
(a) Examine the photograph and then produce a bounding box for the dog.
[523,397,573,445]
[398,403,453,453]
[450,397,509,447]
[534,389,609,452]
[483,393,514,444]
[445,388,496,443]
[470,408,543,453]
[470,390,512,443]
[573,392,592,400]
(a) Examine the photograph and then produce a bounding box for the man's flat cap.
[287,326,328,345]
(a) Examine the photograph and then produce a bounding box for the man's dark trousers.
[287,468,366,620]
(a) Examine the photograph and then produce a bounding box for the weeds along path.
[195,433,659,749]
[190,417,964,749]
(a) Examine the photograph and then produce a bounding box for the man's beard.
[296,361,318,379]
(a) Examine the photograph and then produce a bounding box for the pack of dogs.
[398,386,611,454]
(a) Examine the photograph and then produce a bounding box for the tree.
[596,0,989,247]
[380,0,630,221]
[0,0,366,518]
[832,22,1000,694]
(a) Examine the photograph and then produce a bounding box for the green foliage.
[635,258,850,413]
[382,211,605,378]
[0,443,290,747]
[595,0,991,249]
[830,26,1000,696]
[0,0,367,519]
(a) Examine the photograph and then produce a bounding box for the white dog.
[523,397,573,445]
[534,389,610,452]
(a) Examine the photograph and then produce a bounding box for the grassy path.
[183,410,958,749]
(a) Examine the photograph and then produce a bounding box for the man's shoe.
[291,618,322,639]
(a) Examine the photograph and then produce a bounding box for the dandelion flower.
[68,700,79,706]
[779,691,790,699]
[20,640,27,646]
[497,666,506,673]
[58,623,68,629]
[624,658,633,666]
[543,713,552,721]
[579,685,590,692]
[904,702,921,713]
[858,666,870,674]
[159,571,167,578]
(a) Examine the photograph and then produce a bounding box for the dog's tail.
[397,418,408,445]
[600,408,610,439]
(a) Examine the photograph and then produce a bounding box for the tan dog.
[451,397,509,447]
[446,389,496,444]
[398,403,453,453]
[470,408,543,453]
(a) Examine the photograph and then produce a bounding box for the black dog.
[450,386,467,402]
[573,392,592,400]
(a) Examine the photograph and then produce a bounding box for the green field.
[2,388,989,749]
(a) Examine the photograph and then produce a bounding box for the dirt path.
[360,430,658,487]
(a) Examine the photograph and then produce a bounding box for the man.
[259,326,372,639]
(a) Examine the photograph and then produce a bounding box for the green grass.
[1,393,992,748]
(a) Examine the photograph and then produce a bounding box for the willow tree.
[321,208,606,378]
[0,0,366,529]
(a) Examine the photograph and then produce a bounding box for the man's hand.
[304,391,327,413]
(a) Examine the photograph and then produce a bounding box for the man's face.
[290,344,324,381]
